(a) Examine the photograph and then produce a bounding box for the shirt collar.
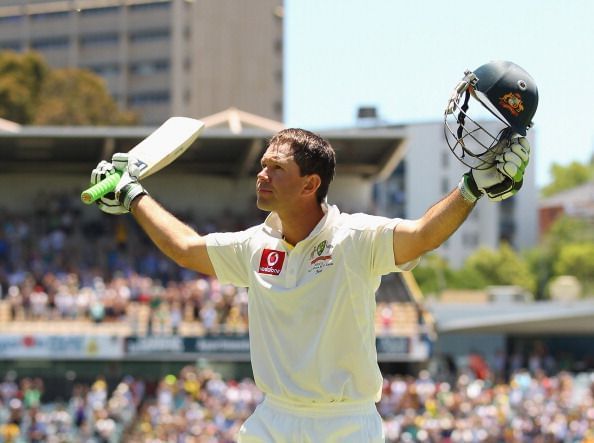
[263,202,339,241]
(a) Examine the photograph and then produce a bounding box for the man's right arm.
[130,194,216,276]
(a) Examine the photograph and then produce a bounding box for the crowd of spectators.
[0,191,258,334]
[2,366,594,442]
[0,192,420,337]
[0,372,144,442]
[126,366,261,443]
[380,369,594,442]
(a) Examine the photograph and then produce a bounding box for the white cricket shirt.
[205,204,417,405]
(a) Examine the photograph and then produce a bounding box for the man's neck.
[278,202,325,246]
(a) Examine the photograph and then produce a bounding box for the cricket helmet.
[444,60,538,169]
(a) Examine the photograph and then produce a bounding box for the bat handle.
[80,172,122,204]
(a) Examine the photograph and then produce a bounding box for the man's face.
[256,142,307,212]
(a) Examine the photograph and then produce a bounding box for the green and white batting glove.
[112,152,148,211]
[458,136,530,203]
[90,160,128,215]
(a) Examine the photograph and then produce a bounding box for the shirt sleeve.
[349,214,420,276]
[204,230,252,287]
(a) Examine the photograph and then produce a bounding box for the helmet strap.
[456,89,472,144]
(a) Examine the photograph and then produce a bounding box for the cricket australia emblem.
[309,240,333,274]
[258,249,286,275]
[498,92,525,116]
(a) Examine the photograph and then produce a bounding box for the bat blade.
[81,117,204,204]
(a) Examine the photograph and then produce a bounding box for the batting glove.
[112,152,148,211]
[90,160,128,215]
[458,136,530,202]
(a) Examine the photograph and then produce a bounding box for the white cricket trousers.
[237,395,385,443]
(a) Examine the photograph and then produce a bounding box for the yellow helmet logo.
[499,92,525,116]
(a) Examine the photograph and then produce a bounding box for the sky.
[284,0,594,188]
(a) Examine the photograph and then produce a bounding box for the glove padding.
[113,152,147,211]
[89,153,147,214]
[90,160,127,214]
[460,135,530,202]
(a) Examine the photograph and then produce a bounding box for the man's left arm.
[392,136,530,266]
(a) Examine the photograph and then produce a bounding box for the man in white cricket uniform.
[91,125,530,442]
[206,203,416,440]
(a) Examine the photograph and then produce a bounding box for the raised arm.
[393,188,474,265]
[130,195,215,275]
[88,153,216,276]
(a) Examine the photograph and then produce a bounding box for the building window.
[274,99,283,116]
[30,11,70,21]
[129,2,171,12]
[80,33,119,48]
[0,15,23,25]
[274,38,282,53]
[129,60,170,76]
[31,36,69,50]
[80,6,119,16]
[84,63,120,77]
[0,41,21,51]
[128,91,170,106]
[129,29,170,43]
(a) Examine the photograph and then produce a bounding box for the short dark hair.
[267,128,336,203]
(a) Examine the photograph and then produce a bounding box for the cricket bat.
[81,116,205,204]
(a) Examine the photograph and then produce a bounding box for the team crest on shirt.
[309,240,334,274]
[258,249,286,275]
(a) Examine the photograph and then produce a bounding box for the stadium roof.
[429,299,594,335]
[0,109,408,181]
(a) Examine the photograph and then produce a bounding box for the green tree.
[0,50,136,125]
[453,243,537,294]
[411,253,450,296]
[541,161,594,197]
[35,68,136,125]
[553,243,594,294]
[524,246,553,300]
[0,51,48,123]
[525,215,594,299]
[544,215,594,257]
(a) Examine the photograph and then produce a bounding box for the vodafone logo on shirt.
[258,249,286,275]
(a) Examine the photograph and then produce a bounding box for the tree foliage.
[414,244,538,297]
[0,51,48,123]
[0,50,136,125]
[455,243,537,294]
[524,215,594,299]
[411,253,449,296]
[541,161,594,197]
[544,215,594,248]
[35,68,136,125]
[554,243,594,284]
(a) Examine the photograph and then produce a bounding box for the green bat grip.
[80,172,122,204]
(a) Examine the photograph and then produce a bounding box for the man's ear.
[302,174,321,197]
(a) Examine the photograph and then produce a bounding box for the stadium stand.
[0,193,424,342]
[0,374,143,442]
[4,366,593,442]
